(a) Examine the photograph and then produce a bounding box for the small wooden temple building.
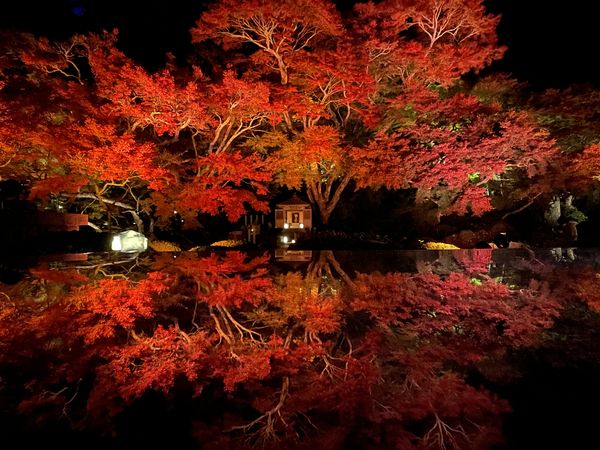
[274,194,312,230]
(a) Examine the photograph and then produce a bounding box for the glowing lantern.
[111,230,148,253]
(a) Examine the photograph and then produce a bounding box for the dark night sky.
[1,0,598,89]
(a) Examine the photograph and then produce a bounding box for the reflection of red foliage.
[67,272,170,344]
[350,268,563,373]
[566,267,600,313]
[0,250,573,448]
[454,249,493,275]
[88,325,212,416]
[29,267,89,285]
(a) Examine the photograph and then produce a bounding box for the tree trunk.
[544,195,561,226]
[307,176,350,226]
[278,63,288,85]
[273,53,288,85]
[124,210,144,234]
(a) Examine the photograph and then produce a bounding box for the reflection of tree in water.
[307,250,356,294]
[415,248,545,290]
[0,250,584,449]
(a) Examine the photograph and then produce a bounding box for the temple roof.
[275,193,310,207]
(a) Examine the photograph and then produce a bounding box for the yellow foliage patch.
[149,240,182,252]
[209,240,244,248]
[423,242,461,250]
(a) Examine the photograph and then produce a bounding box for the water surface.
[1,248,600,449]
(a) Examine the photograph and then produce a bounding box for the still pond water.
[2,248,600,449]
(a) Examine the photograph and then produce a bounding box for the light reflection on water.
[1,248,600,449]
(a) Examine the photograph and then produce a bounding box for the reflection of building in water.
[274,194,312,246]
[275,249,313,262]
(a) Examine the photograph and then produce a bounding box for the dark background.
[0,0,598,88]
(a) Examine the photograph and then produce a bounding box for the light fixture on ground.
[111,230,148,253]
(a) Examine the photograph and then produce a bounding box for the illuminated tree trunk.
[271,52,289,85]
[306,175,350,225]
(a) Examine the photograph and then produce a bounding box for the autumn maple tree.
[247,0,510,224]
[191,0,342,85]
[191,0,370,224]
[344,0,561,220]
[0,30,276,230]
[81,32,274,224]
[0,0,590,235]
[353,0,504,89]
[0,33,171,230]
[361,86,559,217]
[525,86,600,203]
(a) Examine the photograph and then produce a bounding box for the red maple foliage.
[354,0,505,88]
[191,0,342,85]
[364,90,558,216]
[1,0,560,228]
